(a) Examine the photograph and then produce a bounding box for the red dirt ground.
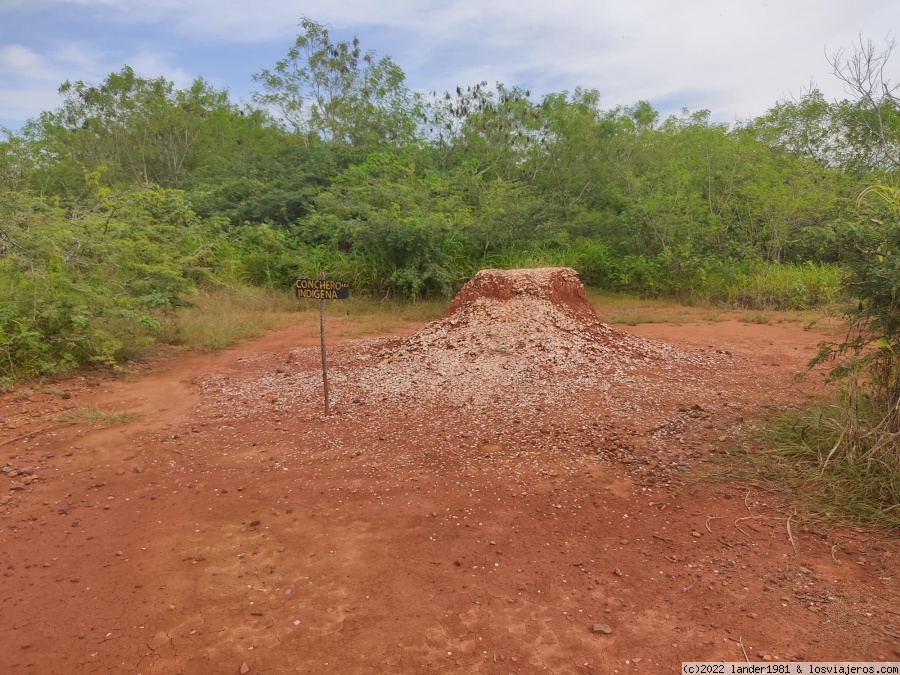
[1,285,899,673]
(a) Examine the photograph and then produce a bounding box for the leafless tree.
[828,36,900,171]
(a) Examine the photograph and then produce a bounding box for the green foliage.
[0,183,223,379]
[253,17,422,148]
[4,22,900,385]
[815,186,900,396]
[21,67,245,195]
[189,131,336,228]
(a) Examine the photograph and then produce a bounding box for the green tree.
[253,17,423,149]
[21,67,243,194]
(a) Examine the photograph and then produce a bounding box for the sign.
[293,278,350,300]
[293,274,350,417]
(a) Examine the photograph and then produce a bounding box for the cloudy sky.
[0,0,897,131]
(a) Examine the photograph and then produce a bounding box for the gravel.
[161,268,743,492]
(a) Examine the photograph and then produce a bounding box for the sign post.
[293,275,350,416]
[318,272,330,417]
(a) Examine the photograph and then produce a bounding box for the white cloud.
[1,0,899,127]
[127,51,195,88]
[0,45,57,80]
[0,86,63,126]
[0,39,205,127]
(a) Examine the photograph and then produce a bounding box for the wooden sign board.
[293,275,350,417]
[294,278,350,300]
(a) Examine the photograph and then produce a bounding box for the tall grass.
[158,287,304,352]
[762,385,900,526]
[482,244,845,311]
[711,262,844,310]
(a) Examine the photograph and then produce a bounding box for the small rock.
[592,623,613,635]
[249,520,261,527]
[691,531,702,538]
[115,469,126,476]
[132,466,143,474]
[240,663,250,674]
[798,566,812,575]
[21,467,33,476]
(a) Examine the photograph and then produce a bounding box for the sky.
[0,0,898,131]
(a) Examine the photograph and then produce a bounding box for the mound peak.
[445,267,598,325]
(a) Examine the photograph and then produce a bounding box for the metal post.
[319,271,330,417]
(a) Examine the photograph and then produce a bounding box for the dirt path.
[1,314,898,674]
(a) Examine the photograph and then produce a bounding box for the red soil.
[1,269,898,674]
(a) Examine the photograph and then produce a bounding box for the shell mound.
[381,267,659,364]
[351,267,714,407]
[445,267,599,325]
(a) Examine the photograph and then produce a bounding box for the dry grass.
[328,298,446,337]
[159,286,845,356]
[160,288,308,352]
[251,294,447,341]
[57,406,138,427]
[587,291,727,324]
[160,288,448,350]
[586,290,845,328]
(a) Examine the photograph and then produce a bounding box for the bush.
[0,187,218,379]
